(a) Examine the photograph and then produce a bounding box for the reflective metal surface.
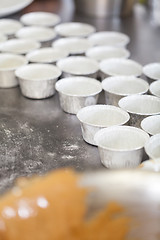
[0,2,160,193]
[74,0,135,18]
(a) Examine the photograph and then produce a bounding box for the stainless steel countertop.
[0,2,160,193]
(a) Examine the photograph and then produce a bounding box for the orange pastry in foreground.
[0,169,130,240]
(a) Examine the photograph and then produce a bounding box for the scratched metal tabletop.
[0,1,160,193]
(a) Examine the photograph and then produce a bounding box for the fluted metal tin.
[15,63,61,99]
[55,77,102,114]
[94,126,149,168]
[77,105,130,145]
[0,53,27,88]
[118,95,160,128]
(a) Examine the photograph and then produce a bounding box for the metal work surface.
[0,1,160,193]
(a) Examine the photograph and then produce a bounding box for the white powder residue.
[18,122,34,134]
[47,152,56,157]
[62,142,79,151]
[61,155,74,160]
[3,129,12,138]
[61,140,80,161]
